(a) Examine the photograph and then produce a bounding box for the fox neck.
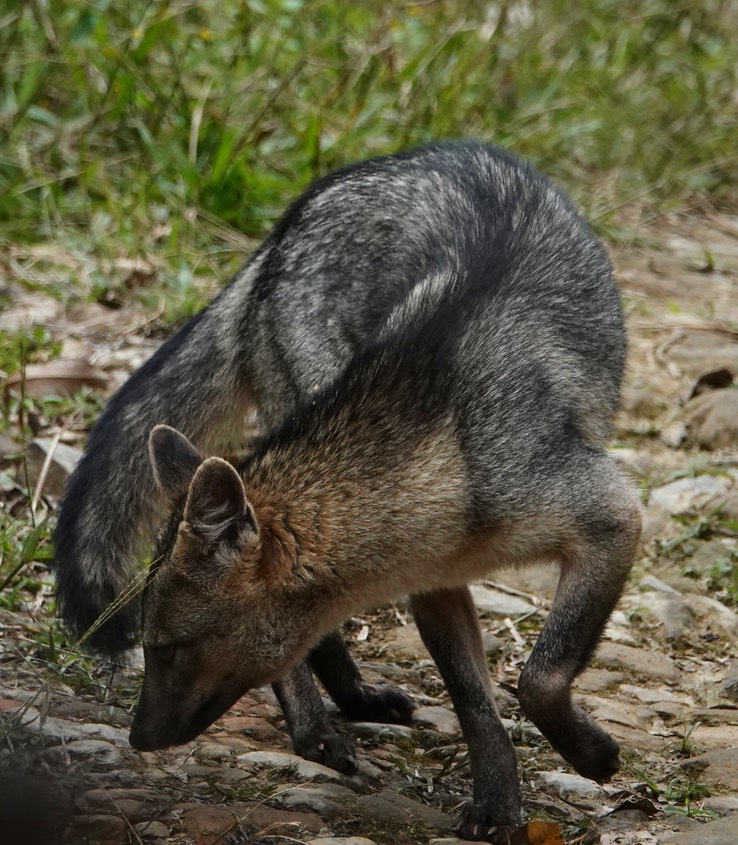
[243,414,471,629]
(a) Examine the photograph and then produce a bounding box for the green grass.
[2,0,737,264]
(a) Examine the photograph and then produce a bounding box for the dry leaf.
[6,360,110,398]
[490,821,564,845]
[525,821,565,845]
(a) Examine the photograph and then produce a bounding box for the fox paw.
[293,728,358,775]
[338,682,416,723]
[456,802,522,843]
[562,728,620,783]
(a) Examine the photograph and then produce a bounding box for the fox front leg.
[310,630,416,723]
[273,659,358,775]
[411,586,521,839]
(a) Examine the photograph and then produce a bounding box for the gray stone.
[536,771,606,802]
[724,660,738,701]
[620,592,695,641]
[135,820,169,838]
[235,750,357,787]
[196,742,234,761]
[686,539,737,576]
[682,746,738,789]
[19,710,130,745]
[620,684,691,706]
[594,641,679,682]
[575,668,625,693]
[60,739,122,767]
[666,332,738,378]
[345,722,413,741]
[308,838,377,845]
[702,795,738,813]
[382,623,425,659]
[661,813,738,844]
[481,630,505,657]
[275,783,355,819]
[600,832,660,845]
[469,584,539,617]
[681,594,738,637]
[355,789,453,830]
[413,706,460,735]
[686,388,738,450]
[640,574,681,594]
[649,473,736,516]
[429,840,481,845]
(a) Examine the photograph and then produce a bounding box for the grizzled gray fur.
[53,142,641,839]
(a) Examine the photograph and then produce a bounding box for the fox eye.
[156,645,176,664]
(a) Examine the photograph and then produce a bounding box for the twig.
[30,429,61,514]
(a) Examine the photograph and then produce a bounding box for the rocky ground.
[2,210,738,845]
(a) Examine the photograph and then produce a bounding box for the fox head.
[129,425,316,752]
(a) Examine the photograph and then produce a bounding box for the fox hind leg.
[517,464,642,782]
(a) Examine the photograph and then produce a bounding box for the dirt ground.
[1,210,738,845]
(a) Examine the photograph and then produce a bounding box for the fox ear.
[183,457,257,548]
[149,425,203,499]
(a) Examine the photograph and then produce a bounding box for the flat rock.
[19,709,130,745]
[666,332,738,377]
[594,641,679,682]
[648,473,738,516]
[241,803,325,834]
[182,805,237,844]
[620,684,690,705]
[702,794,738,813]
[428,836,478,845]
[382,623,426,659]
[682,746,738,789]
[575,668,625,693]
[689,724,738,752]
[724,660,738,701]
[135,820,169,838]
[469,584,539,617]
[196,742,234,761]
[429,840,481,845]
[584,697,653,731]
[413,705,460,735]
[536,770,613,803]
[660,813,738,844]
[236,750,357,787]
[685,388,738,449]
[346,721,413,741]
[51,739,122,767]
[355,789,453,830]
[620,592,695,641]
[274,783,355,819]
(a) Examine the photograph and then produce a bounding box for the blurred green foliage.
[1,0,737,257]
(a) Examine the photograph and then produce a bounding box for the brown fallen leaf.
[525,820,565,845]
[610,793,660,816]
[489,820,564,845]
[5,360,110,398]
